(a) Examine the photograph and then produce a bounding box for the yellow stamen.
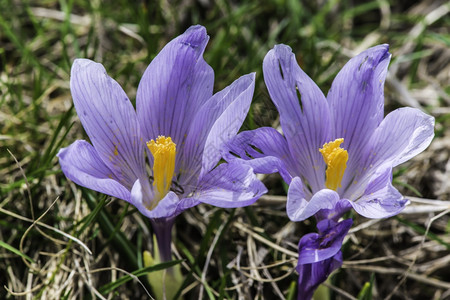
[147,136,176,203]
[319,138,348,191]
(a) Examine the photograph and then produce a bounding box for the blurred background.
[1,0,449,299]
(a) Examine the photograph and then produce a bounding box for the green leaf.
[286,280,297,300]
[99,260,183,294]
[0,240,34,263]
[397,217,450,250]
[357,273,375,300]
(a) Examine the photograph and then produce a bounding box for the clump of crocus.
[225,44,434,299]
[58,25,266,299]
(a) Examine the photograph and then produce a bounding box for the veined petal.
[136,25,214,152]
[200,73,256,178]
[287,177,340,222]
[131,180,200,219]
[58,140,131,201]
[191,161,267,208]
[70,59,146,189]
[263,44,331,192]
[224,127,294,184]
[315,200,353,222]
[344,107,434,200]
[178,73,256,188]
[365,107,434,172]
[297,219,352,264]
[350,167,408,218]
[327,45,391,191]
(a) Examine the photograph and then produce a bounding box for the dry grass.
[0,0,449,299]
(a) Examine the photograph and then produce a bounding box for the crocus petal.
[178,73,256,188]
[224,127,295,184]
[350,167,408,218]
[297,219,352,264]
[263,44,331,192]
[58,140,131,201]
[191,161,267,208]
[315,200,353,222]
[364,107,434,172]
[287,177,340,222]
[70,59,146,189]
[343,107,434,200]
[131,180,200,219]
[136,25,214,151]
[200,73,256,178]
[296,251,343,300]
[327,45,391,191]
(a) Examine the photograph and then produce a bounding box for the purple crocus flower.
[225,44,434,299]
[57,25,266,262]
[294,218,352,298]
[297,250,344,300]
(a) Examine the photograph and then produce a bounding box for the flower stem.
[150,217,175,262]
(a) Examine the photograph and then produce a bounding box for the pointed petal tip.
[57,140,77,159]
[186,24,206,34]
[71,58,101,73]
[234,72,256,83]
[359,44,391,65]
[72,58,93,67]
[235,72,256,87]
[372,43,389,51]
[56,146,65,159]
[273,43,292,53]
[265,44,293,63]
[179,25,209,51]
[378,44,391,60]
[70,59,107,83]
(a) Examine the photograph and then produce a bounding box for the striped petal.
[70,59,146,189]
[58,140,131,201]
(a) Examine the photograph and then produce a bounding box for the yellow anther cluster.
[147,136,176,203]
[319,138,348,191]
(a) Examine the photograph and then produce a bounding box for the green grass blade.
[0,240,34,263]
[99,260,183,294]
